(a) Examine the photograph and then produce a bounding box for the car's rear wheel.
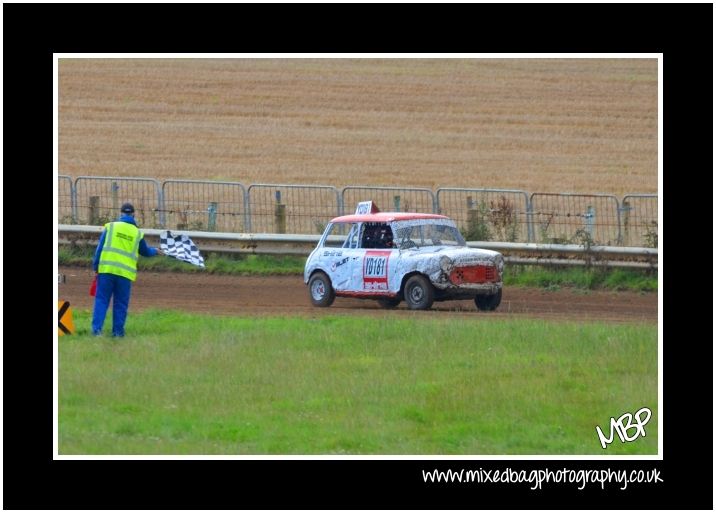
[308,271,335,307]
[475,289,502,311]
[404,275,434,310]
[377,297,401,309]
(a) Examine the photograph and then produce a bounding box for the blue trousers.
[91,273,133,337]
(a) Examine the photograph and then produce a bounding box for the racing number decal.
[365,257,386,276]
[363,250,391,291]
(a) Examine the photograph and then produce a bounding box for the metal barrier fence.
[162,180,248,233]
[529,193,622,246]
[620,194,658,248]
[342,186,436,216]
[60,224,659,268]
[59,175,657,247]
[436,188,533,242]
[247,184,341,234]
[74,176,162,228]
[58,175,75,224]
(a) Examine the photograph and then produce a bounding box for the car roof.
[329,212,450,223]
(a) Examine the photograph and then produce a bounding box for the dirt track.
[59,266,657,324]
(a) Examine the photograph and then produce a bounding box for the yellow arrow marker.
[58,300,75,336]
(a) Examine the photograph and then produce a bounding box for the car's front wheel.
[308,271,335,307]
[475,289,502,311]
[404,275,434,310]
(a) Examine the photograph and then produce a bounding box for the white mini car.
[304,202,504,310]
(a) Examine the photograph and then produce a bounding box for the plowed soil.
[59,59,657,196]
[59,266,657,323]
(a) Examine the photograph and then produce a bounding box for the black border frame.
[3,3,712,509]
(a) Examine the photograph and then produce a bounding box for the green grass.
[503,265,657,292]
[59,310,658,455]
[59,246,657,291]
[59,245,305,275]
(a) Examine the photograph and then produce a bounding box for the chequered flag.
[159,231,205,268]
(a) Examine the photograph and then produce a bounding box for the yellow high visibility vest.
[97,221,143,281]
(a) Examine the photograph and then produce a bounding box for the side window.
[396,225,414,248]
[343,223,360,249]
[360,222,394,249]
[322,223,352,248]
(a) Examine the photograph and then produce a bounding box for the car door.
[328,222,362,292]
[353,222,398,295]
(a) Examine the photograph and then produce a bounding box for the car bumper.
[433,281,502,295]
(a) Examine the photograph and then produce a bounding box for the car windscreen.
[393,220,466,249]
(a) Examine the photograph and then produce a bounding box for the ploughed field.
[59,58,657,196]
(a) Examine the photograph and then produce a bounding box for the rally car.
[304,201,504,311]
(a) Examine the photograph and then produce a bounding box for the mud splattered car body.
[304,202,504,310]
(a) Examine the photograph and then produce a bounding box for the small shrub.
[488,196,519,242]
[572,228,595,249]
[643,221,658,248]
[94,212,114,226]
[462,201,491,241]
[313,219,326,235]
[188,220,206,231]
[538,213,564,244]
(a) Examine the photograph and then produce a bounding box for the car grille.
[449,265,497,284]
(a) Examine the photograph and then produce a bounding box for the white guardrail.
[58,225,658,269]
